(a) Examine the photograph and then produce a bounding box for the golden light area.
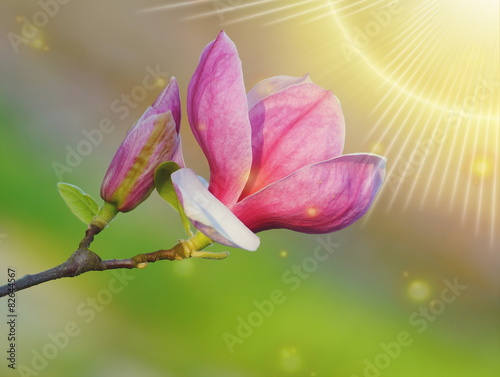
[329,0,499,112]
[30,37,48,51]
[15,16,49,51]
[407,280,431,302]
[472,157,493,179]
[154,77,167,87]
[327,0,499,247]
[280,347,301,372]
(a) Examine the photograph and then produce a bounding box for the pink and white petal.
[170,136,186,168]
[247,74,312,110]
[142,77,181,133]
[241,83,345,197]
[187,31,252,205]
[171,168,260,251]
[232,154,386,234]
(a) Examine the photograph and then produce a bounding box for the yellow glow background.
[0,1,498,376]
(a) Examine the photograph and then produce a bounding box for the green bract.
[154,161,192,236]
[57,182,99,224]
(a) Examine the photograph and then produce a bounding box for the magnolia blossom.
[101,77,184,212]
[171,32,386,251]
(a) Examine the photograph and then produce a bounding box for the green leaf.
[57,182,99,224]
[154,162,193,236]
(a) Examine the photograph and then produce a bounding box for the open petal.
[171,168,260,251]
[187,31,252,205]
[247,74,312,110]
[241,83,345,197]
[232,154,386,234]
[142,77,181,133]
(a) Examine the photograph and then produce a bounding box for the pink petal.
[187,31,252,205]
[241,82,345,197]
[171,168,260,251]
[247,74,312,110]
[142,77,181,133]
[231,154,386,233]
[170,136,186,168]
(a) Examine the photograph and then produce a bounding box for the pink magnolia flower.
[171,32,386,251]
[101,77,184,212]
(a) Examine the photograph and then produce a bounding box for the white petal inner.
[171,168,260,251]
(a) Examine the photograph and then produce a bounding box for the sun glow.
[327,0,499,247]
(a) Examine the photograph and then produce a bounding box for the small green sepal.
[57,182,99,224]
[155,162,193,236]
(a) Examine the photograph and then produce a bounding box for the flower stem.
[90,201,119,231]
[0,232,228,297]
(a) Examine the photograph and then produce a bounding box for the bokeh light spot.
[31,38,45,50]
[155,78,166,87]
[280,347,301,372]
[174,259,195,277]
[279,250,288,258]
[407,280,431,302]
[472,157,492,178]
[307,207,318,217]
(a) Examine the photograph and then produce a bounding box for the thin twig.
[0,245,183,297]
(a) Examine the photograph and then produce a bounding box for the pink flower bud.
[100,77,184,212]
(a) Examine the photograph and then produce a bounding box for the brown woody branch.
[0,224,184,298]
[0,245,182,298]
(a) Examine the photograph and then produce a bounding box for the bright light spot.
[306,207,318,217]
[174,259,194,277]
[155,78,166,87]
[280,347,301,372]
[31,38,45,49]
[472,157,492,178]
[408,280,431,302]
[279,250,288,258]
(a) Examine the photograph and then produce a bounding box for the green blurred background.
[1,1,499,376]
